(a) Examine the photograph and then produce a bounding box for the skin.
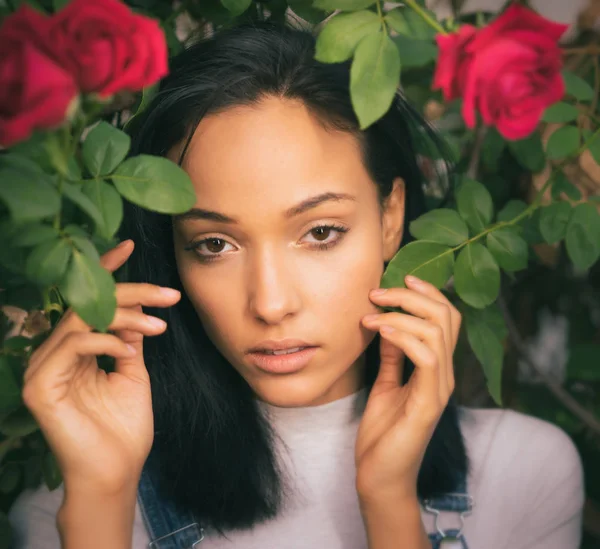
[170,96,406,407]
[23,95,459,549]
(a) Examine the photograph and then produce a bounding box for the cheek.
[311,228,385,323]
[175,258,242,353]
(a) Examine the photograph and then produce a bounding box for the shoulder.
[458,406,584,513]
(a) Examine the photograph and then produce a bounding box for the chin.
[249,371,359,408]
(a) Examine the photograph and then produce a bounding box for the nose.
[247,247,301,325]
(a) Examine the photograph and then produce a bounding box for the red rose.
[0,6,78,147]
[48,0,168,97]
[433,4,569,140]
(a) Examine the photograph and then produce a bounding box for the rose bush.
[433,3,568,140]
[47,0,168,97]
[0,0,168,147]
[0,6,77,147]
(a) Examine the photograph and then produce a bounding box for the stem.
[450,125,600,254]
[466,125,487,179]
[53,175,65,231]
[592,56,600,115]
[376,0,387,35]
[498,296,600,439]
[403,0,447,35]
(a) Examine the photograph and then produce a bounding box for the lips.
[247,346,318,374]
[248,338,315,354]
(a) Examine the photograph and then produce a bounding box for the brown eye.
[311,227,331,241]
[205,238,226,253]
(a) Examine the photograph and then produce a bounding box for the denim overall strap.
[420,474,474,549]
[137,451,205,549]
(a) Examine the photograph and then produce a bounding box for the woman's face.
[171,97,405,407]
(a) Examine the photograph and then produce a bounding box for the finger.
[24,332,136,388]
[404,276,462,345]
[362,312,447,400]
[373,330,405,389]
[29,240,138,364]
[99,239,135,273]
[36,284,180,365]
[370,286,455,394]
[378,329,443,422]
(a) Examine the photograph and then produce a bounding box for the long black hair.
[119,20,469,535]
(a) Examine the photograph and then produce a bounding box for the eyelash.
[184,224,350,263]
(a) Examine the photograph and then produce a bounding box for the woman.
[9,21,584,549]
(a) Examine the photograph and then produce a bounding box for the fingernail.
[405,275,421,285]
[370,288,387,296]
[363,314,380,323]
[126,344,137,355]
[147,316,166,329]
[380,325,395,335]
[116,239,131,249]
[159,287,180,298]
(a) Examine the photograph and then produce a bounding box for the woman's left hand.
[355,275,461,504]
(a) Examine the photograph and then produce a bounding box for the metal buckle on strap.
[147,522,205,548]
[422,494,474,539]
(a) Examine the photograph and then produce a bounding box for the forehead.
[172,97,375,214]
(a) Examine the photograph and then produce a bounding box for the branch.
[497,296,600,438]
[466,124,487,179]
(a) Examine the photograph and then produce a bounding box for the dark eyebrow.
[173,192,356,224]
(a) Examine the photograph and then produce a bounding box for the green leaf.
[70,235,101,263]
[62,182,105,229]
[58,250,117,332]
[82,180,124,239]
[482,127,505,171]
[111,155,196,214]
[465,307,503,405]
[11,224,59,248]
[0,356,21,414]
[581,128,600,167]
[551,171,582,201]
[541,102,579,123]
[520,208,545,245]
[507,132,546,173]
[0,407,39,437]
[381,241,454,289]
[546,126,580,160]
[486,227,528,272]
[288,0,328,23]
[392,35,438,68]
[53,0,71,10]
[25,238,72,286]
[562,70,594,102]
[454,243,500,308]
[82,121,131,177]
[350,32,401,130]
[219,0,251,15]
[0,167,60,224]
[565,203,600,270]
[43,452,63,490]
[539,201,572,244]
[409,209,468,246]
[315,10,381,63]
[566,343,600,381]
[385,7,437,40]
[497,199,527,223]
[123,83,160,133]
[455,178,494,232]
[313,0,375,10]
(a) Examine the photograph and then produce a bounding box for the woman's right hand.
[22,239,181,496]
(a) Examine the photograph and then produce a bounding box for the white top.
[8,387,584,548]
